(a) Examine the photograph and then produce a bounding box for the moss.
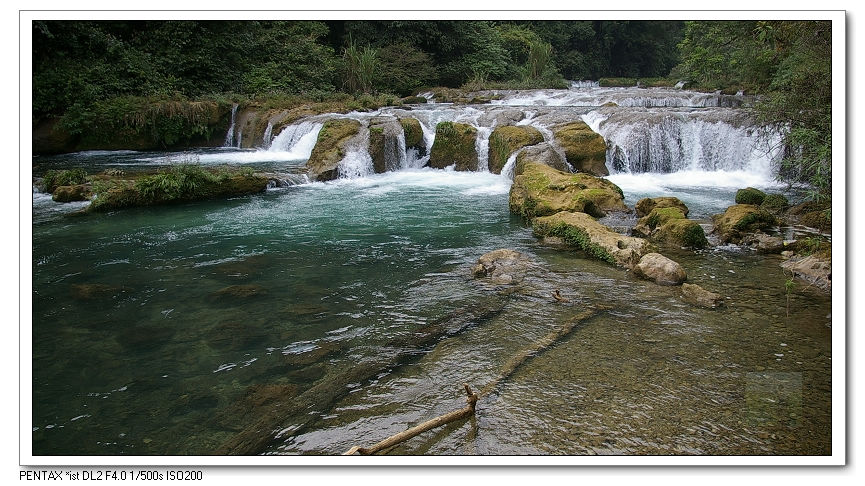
[598,77,638,87]
[399,118,424,149]
[644,207,686,230]
[799,211,831,232]
[735,187,767,205]
[733,210,777,232]
[306,118,362,181]
[509,162,626,219]
[533,221,616,264]
[553,122,608,176]
[487,125,543,174]
[761,193,790,212]
[796,236,831,258]
[660,219,708,249]
[428,122,478,171]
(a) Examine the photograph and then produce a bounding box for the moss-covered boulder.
[635,196,689,218]
[509,162,627,220]
[513,142,569,176]
[633,207,687,237]
[399,117,426,156]
[368,116,405,173]
[306,118,362,181]
[487,125,543,174]
[633,207,708,249]
[711,204,778,244]
[735,187,767,205]
[52,184,92,202]
[552,121,608,176]
[633,252,687,286]
[532,211,653,268]
[799,211,831,232]
[761,193,790,212]
[428,122,478,171]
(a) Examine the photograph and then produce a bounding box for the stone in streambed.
[306,118,362,181]
[513,142,569,176]
[210,284,268,301]
[487,125,543,174]
[52,184,91,202]
[681,283,724,308]
[552,121,609,176]
[633,253,687,286]
[509,162,627,219]
[634,197,689,218]
[711,204,777,244]
[471,249,533,285]
[428,122,478,171]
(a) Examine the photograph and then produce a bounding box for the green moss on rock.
[553,122,608,176]
[635,196,689,218]
[712,204,777,244]
[487,125,543,174]
[509,162,627,219]
[399,117,425,150]
[306,118,362,181]
[429,122,478,171]
[761,193,790,212]
[735,187,767,205]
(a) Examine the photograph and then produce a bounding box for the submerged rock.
[428,122,478,171]
[781,255,831,291]
[552,121,608,176]
[283,341,341,367]
[711,204,777,244]
[306,118,362,181]
[635,196,689,218]
[216,383,302,430]
[471,249,533,285]
[210,284,268,301]
[487,125,543,174]
[633,253,687,286]
[70,283,129,301]
[532,211,653,268]
[206,320,268,351]
[509,162,627,219]
[681,283,724,308]
[514,142,569,176]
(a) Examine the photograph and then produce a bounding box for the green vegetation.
[674,21,832,202]
[761,193,790,212]
[42,168,87,193]
[533,221,616,264]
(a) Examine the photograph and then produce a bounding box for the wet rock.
[170,391,219,415]
[283,341,341,367]
[206,320,269,351]
[210,284,268,300]
[798,211,831,232]
[116,325,175,350]
[215,383,301,430]
[681,283,724,308]
[70,283,129,301]
[514,142,569,176]
[368,116,405,173]
[429,122,478,171]
[487,125,543,174]
[634,207,708,249]
[399,117,426,157]
[552,121,608,176]
[532,211,653,269]
[735,187,767,205]
[633,253,687,286]
[306,118,362,181]
[52,184,91,202]
[471,249,533,285]
[635,196,689,218]
[509,162,627,220]
[711,204,777,244]
[740,232,786,254]
[211,254,273,281]
[781,255,831,291]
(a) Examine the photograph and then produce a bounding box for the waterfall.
[262,122,274,148]
[223,104,238,147]
[475,126,493,172]
[582,109,783,176]
[500,151,520,180]
[570,80,600,88]
[338,126,374,179]
[268,121,323,160]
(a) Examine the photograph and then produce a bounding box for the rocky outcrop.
[514,142,569,176]
[740,232,787,254]
[711,204,777,244]
[487,125,543,174]
[306,118,362,181]
[52,184,92,202]
[635,196,689,218]
[681,283,723,308]
[509,162,627,219]
[471,249,533,285]
[735,187,767,205]
[428,122,478,171]
[399,117,426,157]
[368,116,405,173]
[633,207,708,249]
[552,121,608,176]
[781,255,831,291]
[532,211,653,268]
[633,253,687,286]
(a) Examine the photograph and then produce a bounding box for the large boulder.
[428,122,478,171]
[487,125,543,174]
[633,253,687,286]
[633,207,708,249]
[740,232,786,254]
[52,184,92,202]
[509,162,628,220]
[735,187,767,205]
[635,196,689,218]
[552,121,608,176]
[532,211,653,268]
[368,116,405,173]
[711,204,778,244]
[471,249,533,285]
[399,117,427,157]
[514,142,569,176]
[306,118,362,181]
[681,283,724,308]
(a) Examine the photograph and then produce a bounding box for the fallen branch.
[344,384,478,455]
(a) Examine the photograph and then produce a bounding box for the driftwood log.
[343,306,601,455]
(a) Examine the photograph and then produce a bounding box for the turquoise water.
[30,156,831,456]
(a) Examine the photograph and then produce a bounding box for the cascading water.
[338,125,374,179]
[223,104,238,147]
[268,121,324,160]
[475,126,493,172]
[262,122,274,148]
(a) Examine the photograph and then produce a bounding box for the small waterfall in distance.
[223,104,238,147]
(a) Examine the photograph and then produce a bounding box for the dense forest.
[31,19,832,201]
